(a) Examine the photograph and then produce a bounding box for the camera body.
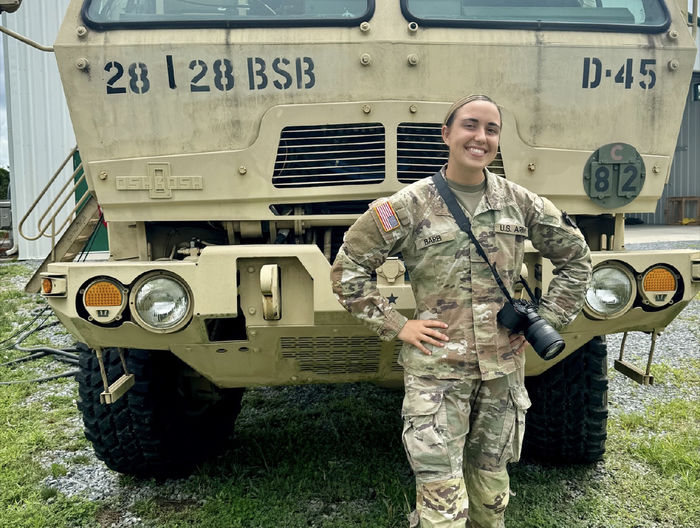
[497,299,565,360]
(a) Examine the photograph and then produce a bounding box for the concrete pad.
[625,224,700,244]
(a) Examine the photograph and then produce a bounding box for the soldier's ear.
[441,124,450,145]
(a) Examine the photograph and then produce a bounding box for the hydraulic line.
[0,302,80,384]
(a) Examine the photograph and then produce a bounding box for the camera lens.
[524,319,566,360]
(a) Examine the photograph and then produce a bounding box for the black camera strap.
[431,170,516,304]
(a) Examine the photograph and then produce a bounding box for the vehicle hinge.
[614,330,658,385]
[95,347,135,404]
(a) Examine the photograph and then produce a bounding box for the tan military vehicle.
[4,0,699,475]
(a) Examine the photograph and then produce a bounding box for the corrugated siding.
[629,72,700,225]
[3,1,75,260]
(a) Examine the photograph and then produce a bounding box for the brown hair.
[443,94,503,128]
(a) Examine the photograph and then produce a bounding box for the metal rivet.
[667,59,680,71]
[407,54,419,66]
[247,266,255,273]
[667,29,679,40]
[216,348,227,354]
[250,330,257,337]
[408,21,419,33]
[76,26,87,38]
[362,104,371,114]
[238,166,247,175]
[652,164,661,174]
[360,21,370,33]
[98,170,108,180]
[409,104,418,114]
[360,53,371,66]
[76,58,89,70]
[248,307,256,315]
[528,163,536,172]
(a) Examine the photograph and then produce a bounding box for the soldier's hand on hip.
[398,320,449,356]
[509,333,527,355]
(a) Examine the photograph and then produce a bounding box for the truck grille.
[397,123,449,182]
[274,122,504,188]
[273,123,386,188]
[280,336,381,374]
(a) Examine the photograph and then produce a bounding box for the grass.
[0,262,699,527]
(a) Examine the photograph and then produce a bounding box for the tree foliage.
[0,168,9,200]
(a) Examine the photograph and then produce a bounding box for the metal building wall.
[3,0,75,260]
[629,72,700,225]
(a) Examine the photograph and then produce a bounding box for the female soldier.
[330,95,591,527]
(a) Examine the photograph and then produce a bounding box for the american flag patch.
[374,201,400,232]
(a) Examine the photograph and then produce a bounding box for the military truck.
[4,0,699,475]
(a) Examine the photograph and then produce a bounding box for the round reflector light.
[84,280,124,307]
[640,266,678,308]
[81,278,127,324]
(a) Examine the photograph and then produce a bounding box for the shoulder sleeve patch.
[373,200,401,232]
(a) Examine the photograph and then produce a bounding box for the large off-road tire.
[76,345,244,477]
[522,336,608,465]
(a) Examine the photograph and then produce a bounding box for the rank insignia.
[374,201,401,232]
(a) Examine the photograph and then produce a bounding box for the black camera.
[497,299,565,360]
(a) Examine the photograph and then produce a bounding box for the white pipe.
[0,24,53,52]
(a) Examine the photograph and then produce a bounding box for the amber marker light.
[643,267,676,292]
[40,276,67,296]
[84,280,123,307]
[640,265,678,308]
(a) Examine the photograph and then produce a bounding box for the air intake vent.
[280,336,381,374]
[397,123,505,182]
[398,123,448,183]
[273,124,386,188]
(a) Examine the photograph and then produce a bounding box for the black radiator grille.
[273,123,386,188]
[397,123,449,182]
[273,122,505,188]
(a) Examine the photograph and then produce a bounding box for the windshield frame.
[400,0,671,34]
[81,0,376,30]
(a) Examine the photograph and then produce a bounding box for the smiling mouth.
[466,146,486,156]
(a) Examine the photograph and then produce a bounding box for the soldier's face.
[442,100,501,177]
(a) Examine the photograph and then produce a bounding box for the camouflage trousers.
[402,370,531,528]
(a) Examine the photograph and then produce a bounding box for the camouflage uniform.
[331,166,591,527]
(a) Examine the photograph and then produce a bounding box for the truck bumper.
[43,246,700,386]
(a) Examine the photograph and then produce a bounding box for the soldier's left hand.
[509,333,527,355]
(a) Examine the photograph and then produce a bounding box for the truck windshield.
[401,0,669,32]
[82,0,374,29]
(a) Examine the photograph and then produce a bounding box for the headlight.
[584,262,636,319]
[129,272,192,332]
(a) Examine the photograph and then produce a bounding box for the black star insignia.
[387,294,398,304]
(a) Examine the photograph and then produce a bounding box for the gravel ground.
[3,238,699,528]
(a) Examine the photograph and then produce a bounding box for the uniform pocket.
[499,385,532,465]
[402,390,452,480]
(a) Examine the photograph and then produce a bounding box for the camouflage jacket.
[331,167,592,380]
